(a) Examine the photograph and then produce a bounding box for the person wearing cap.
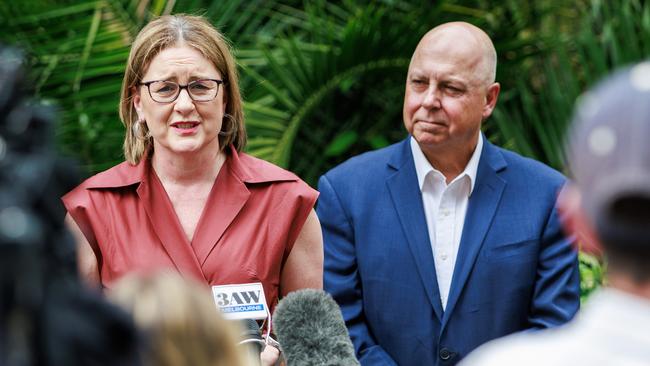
[460,61,650,366]
[318,22,580,366]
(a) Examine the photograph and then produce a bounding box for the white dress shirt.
[410,134,483,309]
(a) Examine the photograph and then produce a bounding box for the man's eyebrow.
[440,75,466,84]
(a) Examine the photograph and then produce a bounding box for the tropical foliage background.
[2,0,649,299]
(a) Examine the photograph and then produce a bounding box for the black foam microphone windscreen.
[273,289,360,366]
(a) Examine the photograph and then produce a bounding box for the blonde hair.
[119,14,246,164]
[109,271,249,366]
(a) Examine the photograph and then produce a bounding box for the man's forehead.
[416,32,482,61]
[408,65,463,80]
[408,28,490,82]
[409,48,482,77]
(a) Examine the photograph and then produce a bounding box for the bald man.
[317,22,580,366]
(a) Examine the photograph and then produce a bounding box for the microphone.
[273,289,360,366]
[210,282,271,366]
[236,318,264,366]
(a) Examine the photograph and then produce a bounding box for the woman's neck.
[151,142,226,186]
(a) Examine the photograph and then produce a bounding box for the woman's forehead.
[143,45,221,79]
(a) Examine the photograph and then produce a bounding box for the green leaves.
[2,0,152,172]
[489,0,650,172]
[239,4,401,172]
[579,252,606,303]
[324,131,358,157]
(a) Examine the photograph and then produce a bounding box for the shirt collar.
[410,133,483,194]
[81,144,299,190]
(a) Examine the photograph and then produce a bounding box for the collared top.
[410,134,483,309]
[460,287,650,366]
[62,145,318,313]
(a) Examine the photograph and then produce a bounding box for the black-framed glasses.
[139,79,225,103]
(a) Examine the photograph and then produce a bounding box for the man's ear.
[482,82,500,120]
[557,184,604,256]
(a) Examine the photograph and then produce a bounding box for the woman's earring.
[133,118,151,141]
[219,113,235,137]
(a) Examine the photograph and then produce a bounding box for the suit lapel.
[386,139,444,321]
[442,140,506,327]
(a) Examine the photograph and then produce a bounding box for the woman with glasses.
[62,14,323,343]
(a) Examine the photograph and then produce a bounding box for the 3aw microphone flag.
[211,282,269,320]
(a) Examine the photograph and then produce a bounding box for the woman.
[109,271,251,366]
[63,14,322,315]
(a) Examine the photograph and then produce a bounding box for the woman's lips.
[170,121,200,135]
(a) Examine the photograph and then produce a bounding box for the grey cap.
[567,61,650,241]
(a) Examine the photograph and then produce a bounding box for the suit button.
[439,347,452,360]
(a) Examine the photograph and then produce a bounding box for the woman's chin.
[153,134,221,157]
[165,141,205,155]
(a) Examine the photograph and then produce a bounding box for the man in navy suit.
[317,22,580,366]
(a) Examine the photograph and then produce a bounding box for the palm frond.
[489,0,650,171]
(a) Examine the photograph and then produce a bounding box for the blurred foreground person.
[461,62,650,365]
[0,45,139,366]
[109,271,252,366]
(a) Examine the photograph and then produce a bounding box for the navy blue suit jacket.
[317,137,580,366]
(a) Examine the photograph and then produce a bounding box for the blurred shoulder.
[460,326,577,366]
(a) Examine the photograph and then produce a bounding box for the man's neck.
[419,135,479,184]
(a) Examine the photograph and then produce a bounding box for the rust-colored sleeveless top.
[62,145,318,312]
